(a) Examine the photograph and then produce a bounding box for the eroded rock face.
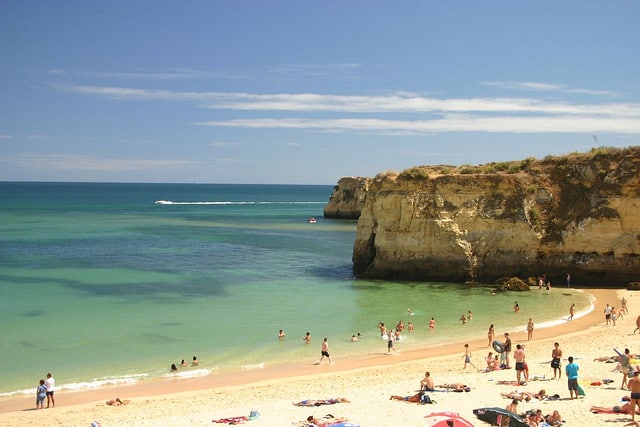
[350,148,640,286]
[323,176,370,219]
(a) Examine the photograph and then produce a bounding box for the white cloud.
[481,81,617,97]
[52,83,640,135]
[196,115,640,135]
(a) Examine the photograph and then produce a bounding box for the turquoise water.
[0,182,592,397]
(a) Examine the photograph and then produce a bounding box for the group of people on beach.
[35,373,55,410]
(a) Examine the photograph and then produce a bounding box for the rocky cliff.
[323,176,370,219]
[346,147,640,286]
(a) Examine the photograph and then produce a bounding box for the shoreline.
[0,287,614,418]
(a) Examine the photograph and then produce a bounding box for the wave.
[0,369,216,398]
[0,373,150,398]
[155,200,325,205]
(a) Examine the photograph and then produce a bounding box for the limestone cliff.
[350,147,640,286]
[323,176,370,219]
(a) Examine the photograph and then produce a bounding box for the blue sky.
[1,1,639,184]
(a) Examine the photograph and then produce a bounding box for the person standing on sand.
[635,316,640,334]
[569,304,575,321]
[551,342,563,380]
[514,344,526,385]
[503,333,512,369]
[621,348,632,390]
[36,379,46,410]
[527,318,534,341]
[605,304,613,325]
[45,372,55,408]
[487,324,495,347]
[319,337,332,364]
[629,371,640,422]
[462,344,476,370]
[566,356,579,400]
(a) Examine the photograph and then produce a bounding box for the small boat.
[307,217,317,224]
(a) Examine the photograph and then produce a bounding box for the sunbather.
[591,402,640,414]
[106,398,129,406]
[437,383,470,392]
[293,397,350,406]
[545,410,562,426]
[389,391,423,403]
[501,389,546,401]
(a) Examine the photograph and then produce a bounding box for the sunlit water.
[0,182,592,396]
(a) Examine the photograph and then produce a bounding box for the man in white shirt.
[45,373,55,408]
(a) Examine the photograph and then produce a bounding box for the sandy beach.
[1,288,638,426]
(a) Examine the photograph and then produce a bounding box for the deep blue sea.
[0,182,592,397]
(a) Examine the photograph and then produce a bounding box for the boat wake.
[155,200,324,205]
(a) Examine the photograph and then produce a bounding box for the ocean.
[0,182,592,397]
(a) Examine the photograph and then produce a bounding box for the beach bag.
[249,409,260,419]
[420,393,434,404]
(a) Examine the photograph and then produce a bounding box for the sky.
[1,1,639,185]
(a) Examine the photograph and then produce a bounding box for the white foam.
[154,200,324,205]
[241,362,265,371]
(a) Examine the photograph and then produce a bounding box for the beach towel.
[294,398,348,407]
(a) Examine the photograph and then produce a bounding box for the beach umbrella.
[423,411,474,427]
[473,407,529,427]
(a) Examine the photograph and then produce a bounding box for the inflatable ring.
[492,340,505,353]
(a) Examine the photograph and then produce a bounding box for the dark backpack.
[420,393,434,404]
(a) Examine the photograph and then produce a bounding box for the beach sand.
[1,288,638,426]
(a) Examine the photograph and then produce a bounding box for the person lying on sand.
[293,398,350,406]
[591,402,640,415]
[389,391,424,403]
[106,398,129,406]
[501,389,547,401]
[299,414,348,427]
[437,383,470,392]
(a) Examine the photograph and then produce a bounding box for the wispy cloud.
[0,135,12,139]
[51,83,640,135]
[481,81,618,97]
[271,63,361,78]
[196,116,640,135]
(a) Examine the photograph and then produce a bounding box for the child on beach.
[36,379,46,409]
[462,344,477,370]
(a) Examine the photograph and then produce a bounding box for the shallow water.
[0,182,592,396]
